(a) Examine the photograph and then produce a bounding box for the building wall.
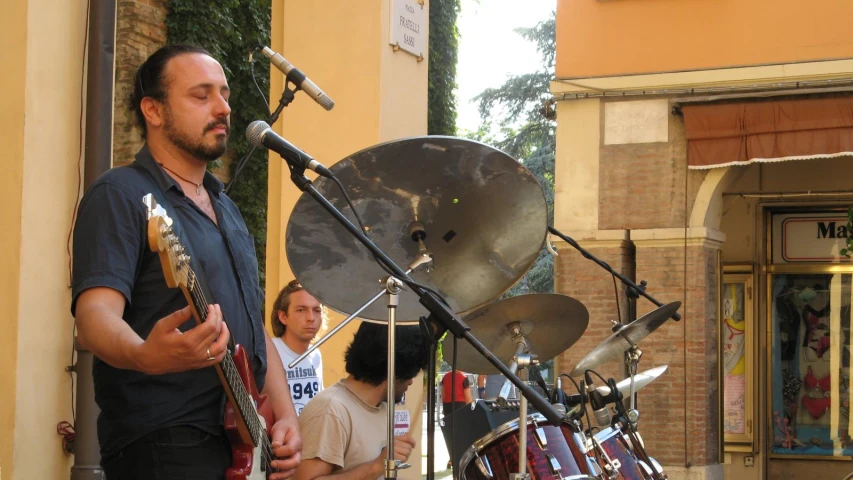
[553,90,724,478]
[556,0,853,79]
[0,0,89,478]
[0,1,28,478]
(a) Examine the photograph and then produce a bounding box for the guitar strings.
[187,266,277,472]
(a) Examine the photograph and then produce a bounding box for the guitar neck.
[184,266,273,457]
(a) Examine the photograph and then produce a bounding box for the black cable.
[226,144,260,195]
[611,272,623,325]
[559,373,585,433]
[225,48,268,195]
[585,369,611,387]
[249,56,270,113]
[327,173,452,305]
[331,175,367,234]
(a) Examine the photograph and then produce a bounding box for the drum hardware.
[473,453,493,478]
[573,302,680,436]
[510,350,537,479]
[588,434,622,479]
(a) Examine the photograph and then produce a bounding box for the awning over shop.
[683,96,853,169]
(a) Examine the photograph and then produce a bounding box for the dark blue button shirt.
[71,145,267,457]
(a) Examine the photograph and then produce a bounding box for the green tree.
[468,13,556,296]
[428,0,462,136]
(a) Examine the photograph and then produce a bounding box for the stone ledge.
[660,464,724,480]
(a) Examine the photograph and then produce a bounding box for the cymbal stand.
[614,321,643,429]
[494,325,536,480]
[287,252,432,369]
[509,354,536,480]
[384,276,408,480]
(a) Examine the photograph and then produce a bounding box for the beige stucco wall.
[0,1,28,478]
[267,1,428,477]
[0,0,88,478]
[553,98,601,237]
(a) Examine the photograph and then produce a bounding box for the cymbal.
[570,302,681,376]
[286,136,547,322]
[564,365,668,403]
[441,293,589,374]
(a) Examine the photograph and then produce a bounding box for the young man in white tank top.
[270,280,327,415]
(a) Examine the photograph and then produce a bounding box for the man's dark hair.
[345,322,429,386]
[129,44,212,139]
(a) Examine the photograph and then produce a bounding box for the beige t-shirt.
[299,381,388,477]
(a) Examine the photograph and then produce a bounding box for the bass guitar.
[144,193,276,479]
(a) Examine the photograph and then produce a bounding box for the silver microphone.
[585,373,612,427]
[262,47,334,111]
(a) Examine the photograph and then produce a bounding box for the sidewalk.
[420,414,453,479]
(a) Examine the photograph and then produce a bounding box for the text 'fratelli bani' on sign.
[390,0,425,58]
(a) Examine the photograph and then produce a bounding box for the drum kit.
[268,132,681,480]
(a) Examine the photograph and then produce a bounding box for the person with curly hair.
[270,280,328,415]
[294,322,429,480]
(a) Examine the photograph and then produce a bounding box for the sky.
[454,0,556,133]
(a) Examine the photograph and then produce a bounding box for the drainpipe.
[71,1,115,479]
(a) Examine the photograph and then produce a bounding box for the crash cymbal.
[571,302,681,376]
[441,293,589,374]
[286,136,547,322]
[563,365,668,403]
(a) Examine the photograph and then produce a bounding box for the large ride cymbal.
[571,302,681,376]
[286,136,547,322]
[441,293,589,374]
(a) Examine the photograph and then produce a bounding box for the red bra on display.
[802,366,831,419]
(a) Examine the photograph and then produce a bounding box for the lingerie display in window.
[770,274,853,456]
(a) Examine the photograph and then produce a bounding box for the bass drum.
[459,413,598,480]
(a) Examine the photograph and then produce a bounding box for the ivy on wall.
[165,0,272,287]
[428,0,461,136]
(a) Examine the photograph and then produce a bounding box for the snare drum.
[459,413,597,480]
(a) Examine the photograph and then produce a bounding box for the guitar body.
[224,344,275,480]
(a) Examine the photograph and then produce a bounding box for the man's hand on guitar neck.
[135,304,231,375]
[75,287,231,375]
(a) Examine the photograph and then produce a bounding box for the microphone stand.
[547,226,680,322]
[283,159,565,477]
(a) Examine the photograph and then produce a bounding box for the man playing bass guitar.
[71,44,301,479]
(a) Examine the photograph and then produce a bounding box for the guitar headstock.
[143,194,190,289]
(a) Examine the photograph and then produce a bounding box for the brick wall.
[554,238,721,467]
[598,101,709,231]
[113,0,167,166]
[554,240,635,385]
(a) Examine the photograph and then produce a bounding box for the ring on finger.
[206,347,215,361]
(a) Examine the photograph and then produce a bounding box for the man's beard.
[163,110,229,162]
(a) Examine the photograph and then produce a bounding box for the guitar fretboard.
[186,267,275,469]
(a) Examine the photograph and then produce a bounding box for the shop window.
[769,210,853,458]
[723,267,755,450]
[770,273,853,456]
